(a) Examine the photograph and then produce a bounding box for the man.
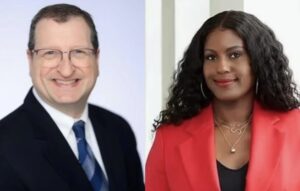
[0,4,144,191]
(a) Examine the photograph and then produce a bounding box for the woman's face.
[203,28,255,102]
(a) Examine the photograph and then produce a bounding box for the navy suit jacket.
[0,89,144,191]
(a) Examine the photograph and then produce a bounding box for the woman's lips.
[214,79,236,87]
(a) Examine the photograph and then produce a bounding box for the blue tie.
[72,120,109,191]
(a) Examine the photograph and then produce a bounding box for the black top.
[217,161,248,191]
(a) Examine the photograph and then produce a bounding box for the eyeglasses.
[31,48,97,68]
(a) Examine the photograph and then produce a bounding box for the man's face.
[28,17,99,113]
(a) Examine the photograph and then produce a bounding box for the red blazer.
[146,102,300,191]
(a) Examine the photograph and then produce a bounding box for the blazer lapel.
[167,101,286,191]
[89,106,127,191]
[245,103,286,191]
[179,105,220,191]
[24,90,93,191]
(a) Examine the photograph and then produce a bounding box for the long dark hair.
[154,10,300,129]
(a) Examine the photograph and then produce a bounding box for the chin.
[52,96,82,104]
[213,93,241,102]
[213,91,254,103]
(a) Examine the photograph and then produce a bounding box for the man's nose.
[56,52,75,76]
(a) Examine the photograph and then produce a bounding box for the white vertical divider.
[145,0,210,161]
[145,0,162,165]
[210,0,243,15]
[175,0,210,66]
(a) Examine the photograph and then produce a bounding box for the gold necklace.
[217,122,249,154]
[214,114,252,135]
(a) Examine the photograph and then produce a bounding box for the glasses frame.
[31,48,97,68]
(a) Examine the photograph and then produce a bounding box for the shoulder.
[267,108,300,140]
[88,104,140,151]
[0,105,26,133]
[88,103,130,127]
[0,88,44,131]
[88,104,136,143]
[276,108,300,124]
[156,105,213,136]
[155,110,212,145]
[275,108,300,151]
[0,104,35,153]
[254,102,300,128]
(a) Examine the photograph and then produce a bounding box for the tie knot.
[72,120,86,139]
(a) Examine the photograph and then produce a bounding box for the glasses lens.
[34,49,61,67]
[70,48,95,67]
[38,49,61,60]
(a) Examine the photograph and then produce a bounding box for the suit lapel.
[89,106,127,191]
[179,105,220,191]
[24,90,93,191]
[245,103,286,191]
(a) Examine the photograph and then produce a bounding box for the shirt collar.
[32,88,89,135]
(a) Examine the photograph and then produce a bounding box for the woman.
[146,10,300,191]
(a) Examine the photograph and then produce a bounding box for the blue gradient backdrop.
[0,1,145,166]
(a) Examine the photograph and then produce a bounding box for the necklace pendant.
[230,147,236,153]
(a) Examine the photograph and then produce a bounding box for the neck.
[45,99,86,119]
[212,98,254,124]
[53,103,85,118]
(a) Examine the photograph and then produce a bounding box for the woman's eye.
[205,55,216,61]
[229,52,241,59]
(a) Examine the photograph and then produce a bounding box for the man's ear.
[95,49,100,77]
[27,50,34,76]
[27,50,33,63]
[95,48,100,62]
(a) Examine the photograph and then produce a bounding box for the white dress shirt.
[33,88,108,179]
